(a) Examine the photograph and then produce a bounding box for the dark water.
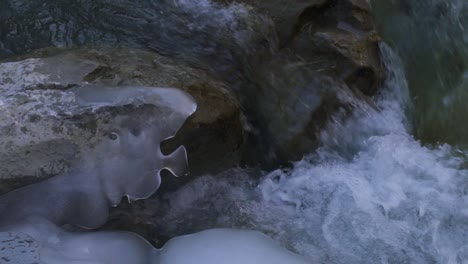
[371,0,468,147]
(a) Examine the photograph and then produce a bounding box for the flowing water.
[146,2,468,263]
[149,43,468,264]
[371,0,468,147]
[1,0,468,263]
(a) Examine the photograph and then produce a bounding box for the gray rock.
[0,0,386,166]
[0,48,244,194]
[0,55,101,189]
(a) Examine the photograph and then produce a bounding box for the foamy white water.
[151,43,468,264]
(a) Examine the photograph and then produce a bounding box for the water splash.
[146,44,468,264]
[371,0,468,147]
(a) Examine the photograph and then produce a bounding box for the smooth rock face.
[0,48,244,194]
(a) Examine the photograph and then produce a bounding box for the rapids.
[148,44,468,264]
[1,0,467,263]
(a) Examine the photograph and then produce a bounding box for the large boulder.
[0,0,385,166]
[0,48,244,194]
[214,0,385,96]
[210,0,385,163]
[285,0,385,96]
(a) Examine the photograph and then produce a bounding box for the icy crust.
[0,54,197,181]
[0,84,198,261]
[158,228,309,264]
[0,228,308,264]
[0,232,41,263]
[0,84,196,229]
[0,59,307,264]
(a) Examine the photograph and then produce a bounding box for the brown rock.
[290,29,384,95]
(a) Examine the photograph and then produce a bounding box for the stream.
[0,0,467,263]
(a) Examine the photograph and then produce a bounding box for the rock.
[0,0,276,75]
[243,59,361,163]
[0,55,103,192]
[211,0,384,163]
[0,0,387,170]
[1,0,385,166]
[72,48,245,177]
[0,0,390,243]
[290,29,384,95]
[285,0,385,96]
[212,0,385,96]
[209,0,385,163]
[0,48,244,194]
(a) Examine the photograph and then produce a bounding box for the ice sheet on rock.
[0,53,197,182]
[0,232,41,263]
[30,228,307,264]
[159,229,309,264]
[39,231,157,264]
[72,86,197,140]
[0,86,196,229]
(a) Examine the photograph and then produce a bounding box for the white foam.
[149,44,468,264]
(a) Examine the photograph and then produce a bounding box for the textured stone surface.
[0,0,385,166]
[207,0,385,164]
[69,48,245,177]
[0,48,244,193]
[0,55,102,186]
[0,0,390,243]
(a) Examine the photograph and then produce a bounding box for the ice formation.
[158,228,309,264]
[0,85,307,264]
[0,228,308,264]
[0,86,196,261]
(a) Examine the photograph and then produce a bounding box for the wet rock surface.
[214,0,385,95]
[0,0,387,242]
[208,0,385,164]
[0,0,385,166]
[0,48,244,194]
